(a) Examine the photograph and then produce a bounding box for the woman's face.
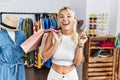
[59,10,75,31]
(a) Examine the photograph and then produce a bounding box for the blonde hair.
[58,7,78,46]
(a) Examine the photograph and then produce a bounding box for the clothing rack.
[0,12,57,23]
[0,12,57,15]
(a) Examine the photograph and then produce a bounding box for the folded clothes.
[99,41,115,47]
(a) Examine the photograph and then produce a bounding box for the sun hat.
[0,14,19,31]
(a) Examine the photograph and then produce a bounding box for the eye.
[59,14,64,18]
[67,15,71,18]
[59,16,64,18]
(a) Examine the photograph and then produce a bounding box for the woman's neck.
[61,29,72,35]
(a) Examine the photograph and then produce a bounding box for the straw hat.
[0,14,19,31]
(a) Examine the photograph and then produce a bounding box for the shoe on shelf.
[92,50,108,58]
[92,49,101,58]
[99,50,108,58]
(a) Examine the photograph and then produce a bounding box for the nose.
[63,16,68,21]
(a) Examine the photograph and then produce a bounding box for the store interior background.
[0,0,120,35]
[0,0,120,80]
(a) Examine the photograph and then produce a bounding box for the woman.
[41,7,87,80]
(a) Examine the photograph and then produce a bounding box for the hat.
[0,14,19,31]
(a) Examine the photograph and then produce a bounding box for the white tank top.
[52,34,76,66]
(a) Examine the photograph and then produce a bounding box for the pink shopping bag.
[21,29,59,53]
[21,29,44,53]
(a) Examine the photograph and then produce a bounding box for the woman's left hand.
[78,30,88,46]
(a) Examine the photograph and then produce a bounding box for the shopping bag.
[21,28,59,53]
[20,29,44,53]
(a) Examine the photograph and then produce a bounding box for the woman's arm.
[73,30,87,66]
[41,31,61,61]
[73,44,84,66]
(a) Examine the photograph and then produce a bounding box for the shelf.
[88,56,113,63]
[88,63,113,67]
[90,47,115,50]
[88,76,112,80]
[88,67,113,72]
[89,36,116,39]
[83,36,116,80]
[88,72,113,76]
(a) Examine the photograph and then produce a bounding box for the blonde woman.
[42,7,87,80]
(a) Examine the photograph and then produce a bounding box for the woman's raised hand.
[52,30,62,43]
[78,29,88,46]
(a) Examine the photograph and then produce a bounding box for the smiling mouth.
[62,22,70,26]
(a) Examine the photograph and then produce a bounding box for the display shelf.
[83,36,116,80]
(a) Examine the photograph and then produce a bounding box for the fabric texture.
[99,41,115,47]
[0,29,26,80]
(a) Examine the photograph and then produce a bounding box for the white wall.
[109,0,119,36]
[0,0,69,13]
[69,0,86,20]
[86,0,111,36]
[116,0,120,35]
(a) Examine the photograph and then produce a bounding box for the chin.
[62,25,71,30]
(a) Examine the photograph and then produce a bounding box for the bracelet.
[77,44,84,48]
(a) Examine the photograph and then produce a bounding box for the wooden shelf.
[90,47,115,50]
[83,36,117,80]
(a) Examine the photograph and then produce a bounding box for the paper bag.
[21,29,44,53]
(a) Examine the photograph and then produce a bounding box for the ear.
[73,17,77,24]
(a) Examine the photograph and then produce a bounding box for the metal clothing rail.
[0,12,36,14]
[0,12,57,23]
[0,12,57,15]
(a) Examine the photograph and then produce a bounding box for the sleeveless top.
[52,34,76,66]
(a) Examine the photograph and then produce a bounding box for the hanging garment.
[18,18,24,31]
[43,17,49,29]
[116,33,120,48]
[42,17,57,29]
[49,18,57,29]
[0,29,26,80]
[22,18,34,67]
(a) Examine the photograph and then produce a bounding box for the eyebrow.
[59,13,71,16]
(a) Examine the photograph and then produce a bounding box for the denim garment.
[18,18,24,31]
[0,29,26,80]
[43,18,49,29]
[49,18,57,29]
[52,18,57,29]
